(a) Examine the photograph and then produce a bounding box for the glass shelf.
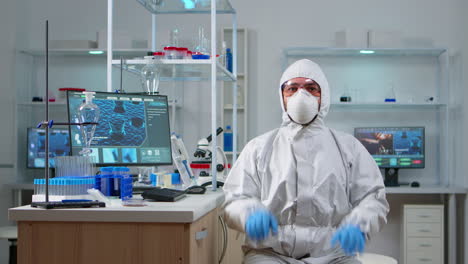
[18,102,67,106]
[330,102,447,110]
[223,104,244,110]
[18,100,180,107]
[113,59,237,81]
[136,0,235,14]
[284,47,447,57]
[20,49,149,57]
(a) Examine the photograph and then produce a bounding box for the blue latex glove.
[331,224,365,256]
[245,210,278,241]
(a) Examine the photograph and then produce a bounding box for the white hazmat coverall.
[222,59,389,264]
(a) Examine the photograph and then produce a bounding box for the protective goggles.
[282,78,321,97]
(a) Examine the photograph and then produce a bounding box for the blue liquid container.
[117,167,132,201]
[226,48,233,73]
[224,125,233,152]
[171,173,183,190]
[99,167,114,196]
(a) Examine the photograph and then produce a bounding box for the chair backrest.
[356,253,397,264]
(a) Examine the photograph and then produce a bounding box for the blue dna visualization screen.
[27,128,71,168]
[354,127,425,168]
[67,92,172,165]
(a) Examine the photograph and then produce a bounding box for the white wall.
[0,0,21,261]
[6,0,468,262]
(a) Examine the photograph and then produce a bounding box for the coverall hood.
[279,59,330,125]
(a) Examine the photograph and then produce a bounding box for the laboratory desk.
[9,190,225,264]
[385,186,468,264]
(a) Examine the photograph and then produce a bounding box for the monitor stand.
[384,168,400,187]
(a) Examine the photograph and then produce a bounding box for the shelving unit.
[221,28,248,159]
[112,59,236,81]
[20,49,148,57]
[330,103,447,110]
[107,0,239,190]
[283,47,452,187]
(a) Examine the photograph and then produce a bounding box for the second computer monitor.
[67,92,172,166]
[354,127,425,168]
[27,127,71,168]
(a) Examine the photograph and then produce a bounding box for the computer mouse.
[186,185,206,194]
[410,181,420,187]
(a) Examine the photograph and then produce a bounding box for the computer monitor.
[67,91,172,166]
[27,128,71,168]
[354,127,425,186]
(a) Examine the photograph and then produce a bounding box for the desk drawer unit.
[402,205,444,264]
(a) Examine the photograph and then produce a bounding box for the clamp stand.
[31,21,101,209]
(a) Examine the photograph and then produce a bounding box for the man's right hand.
[245,210,278,241]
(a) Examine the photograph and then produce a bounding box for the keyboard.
[31,201,106,209]
[141,188,187,202]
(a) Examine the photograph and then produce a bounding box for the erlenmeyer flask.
[384,82,397,103]
[140,61,161,95]
[340,84,352,102]
[78,92,100,156]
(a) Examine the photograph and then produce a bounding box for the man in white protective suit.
[222,59,389,264]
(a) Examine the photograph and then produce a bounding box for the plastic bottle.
[171,173,183,190]
[226,48,233,73]
[223,125,233,152]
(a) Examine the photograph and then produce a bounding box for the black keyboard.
[31,201,106,209]
[141,188,187,202]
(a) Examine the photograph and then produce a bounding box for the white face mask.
[286,89,319,125]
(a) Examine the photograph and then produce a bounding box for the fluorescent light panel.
[89,50,104,55]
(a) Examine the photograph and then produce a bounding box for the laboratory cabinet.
[10,190,224,264]
[401,204,444,264]
[17,209,217,264]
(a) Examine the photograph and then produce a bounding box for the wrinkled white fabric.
[222,59,389,262]
[286,89,319,124]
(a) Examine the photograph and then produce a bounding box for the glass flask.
[340,85,352,102]
[194,26,209,55]
[140,60,161,94]
[384,82,397,102]
[78,92,100,156]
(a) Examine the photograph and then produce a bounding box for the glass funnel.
[78,92,100,156]
[140,60,161,95]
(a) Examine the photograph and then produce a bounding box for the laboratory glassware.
[140,60,161,94]
[170,28,179,47]
[193,26,209,58]
[340,85,352,102]
[164,46,178,59]
[385,82,397,102]
[78,92,100,156]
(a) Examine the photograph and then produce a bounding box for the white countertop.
[385,185,468,194]
[9,190,225,223]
